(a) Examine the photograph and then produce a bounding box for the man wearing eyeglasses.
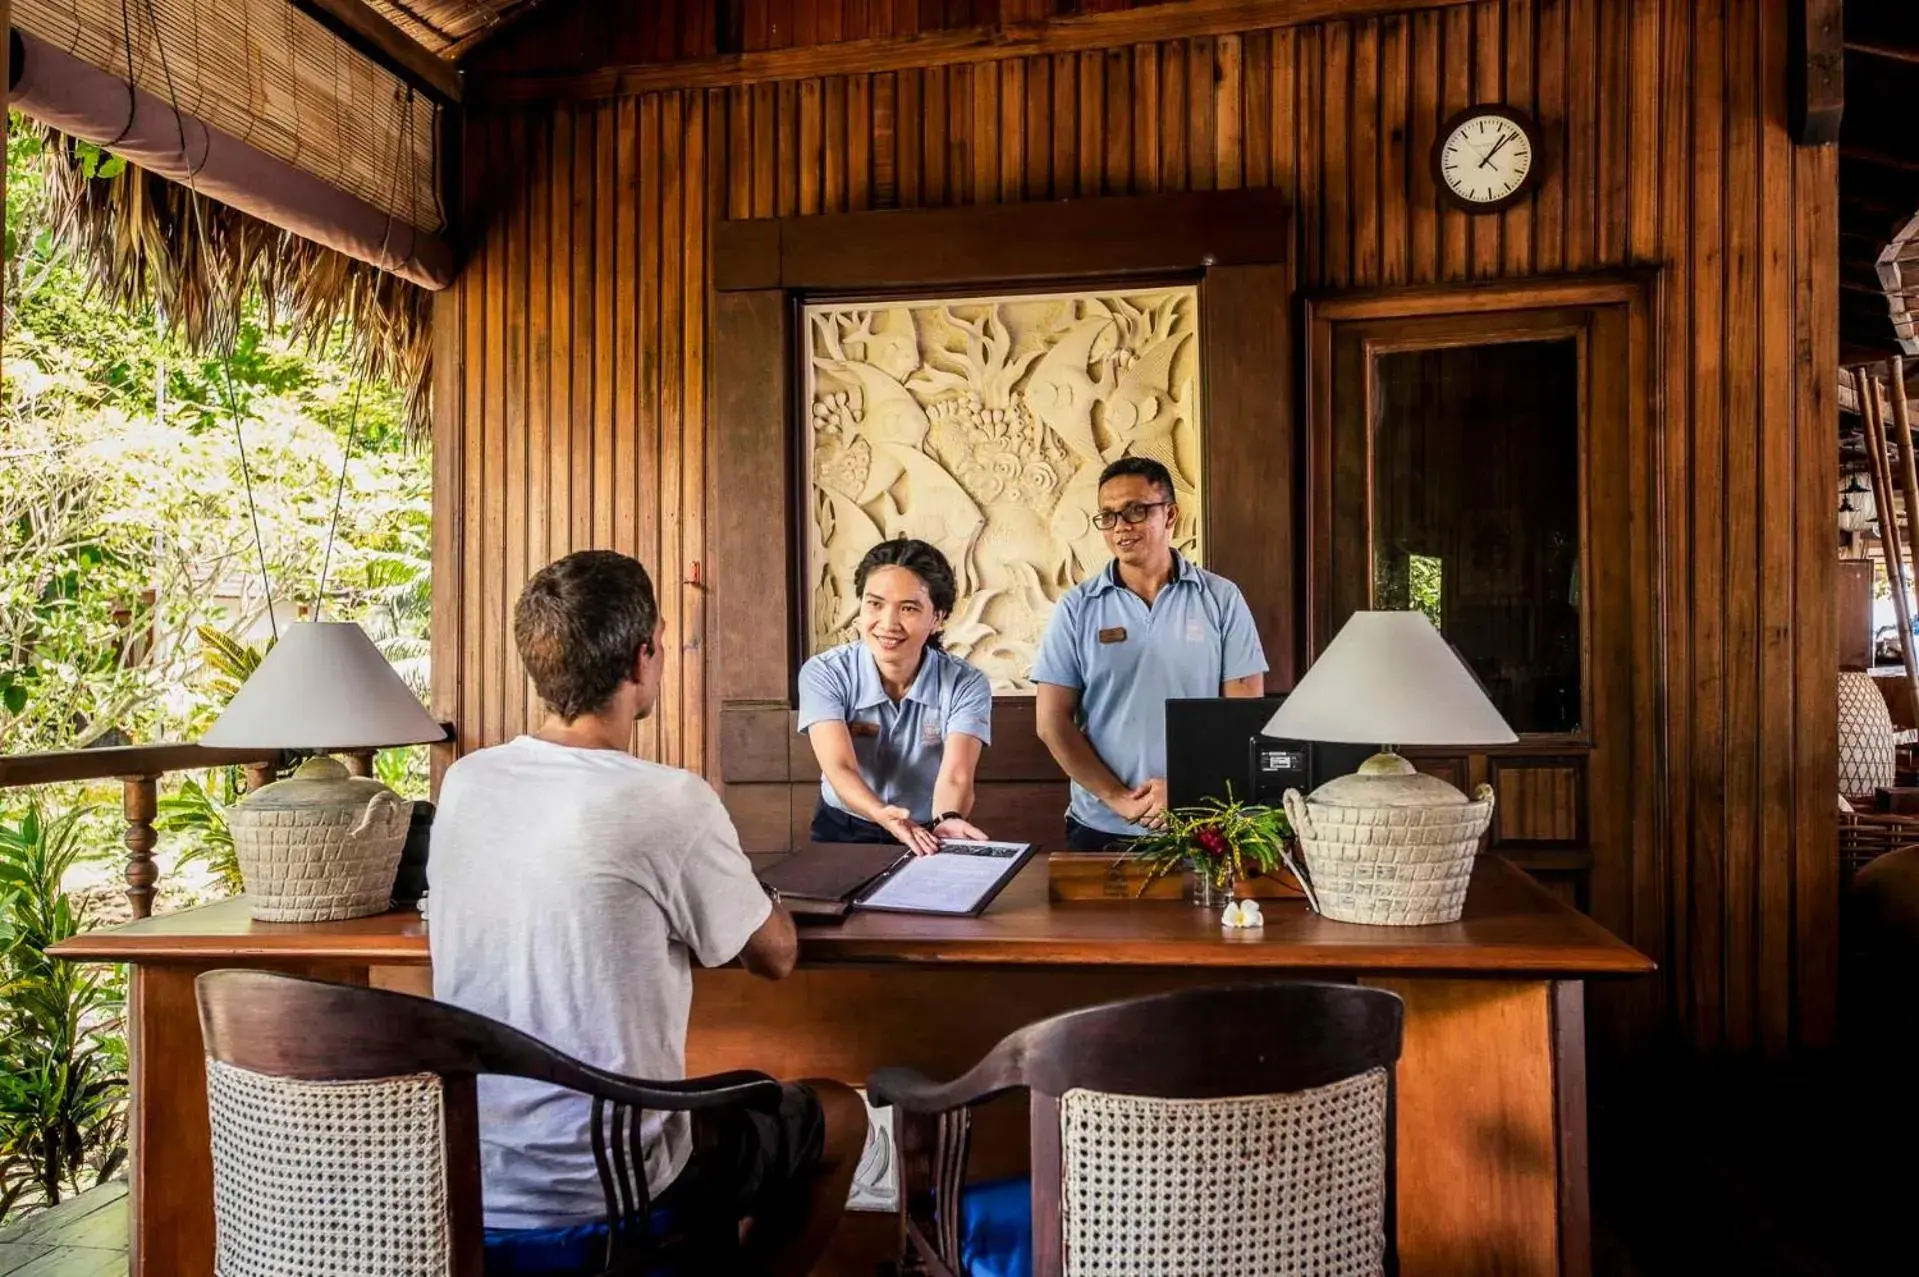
[1032,457,1268,850]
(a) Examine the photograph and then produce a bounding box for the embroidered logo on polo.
[1186,617,1205,642]
[920,717,944,746]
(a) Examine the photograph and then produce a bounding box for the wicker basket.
[227,757,412,922]
[1283,785,1497,926]
[1839,809,1919,886]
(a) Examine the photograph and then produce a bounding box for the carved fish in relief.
[877,445,986,595]
[821,359,934,452]
[815,487,887,635]
[1021,316,1116,465]
[1048,462,1113,584]
[1103,333,1192,474]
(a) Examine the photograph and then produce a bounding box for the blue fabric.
[796,641,993,824]
[482,1217,666,1276]
[958,1177,1034,1277]
[1031,553,1267,835]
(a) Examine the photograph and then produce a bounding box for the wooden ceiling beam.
[443,0,554,62]
[1845,144,1919,174]
[289,0,463,104]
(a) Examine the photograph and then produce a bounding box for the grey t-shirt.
[428,735,771,1228]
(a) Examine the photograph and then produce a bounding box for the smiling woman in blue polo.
[1034,456,1268,851]
[798,539,993,855]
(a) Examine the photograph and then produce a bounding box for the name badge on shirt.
[1098,626,1128,645]
[1186,617,1206,643]
[921,717,943,746]
[848,720,880,737]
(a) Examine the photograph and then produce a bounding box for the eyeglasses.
[1091,501,1171,531]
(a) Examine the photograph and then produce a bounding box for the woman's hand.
[931,816,989,842]
[876,806,941,856]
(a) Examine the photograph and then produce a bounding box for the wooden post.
[120,774,160,920]
[1861,367,1919,724]
[1893,356,1919,726]
[342,749,375,777]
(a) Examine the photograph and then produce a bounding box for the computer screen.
[1163,697,1374,810]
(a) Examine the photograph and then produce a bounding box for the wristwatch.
[936,810,963,824]
[761,880,782,906]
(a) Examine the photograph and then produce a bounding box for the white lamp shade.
[1263,610,1518,747]
[200,621,444,751]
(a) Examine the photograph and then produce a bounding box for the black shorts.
[655,1080,826,1225]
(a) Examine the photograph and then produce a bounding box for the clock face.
[1437,109,1537,208]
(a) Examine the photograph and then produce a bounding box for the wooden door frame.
[1303,273,1663,930]
[706,189,1296,847]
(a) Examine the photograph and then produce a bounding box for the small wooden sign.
[1047,853,1306,902]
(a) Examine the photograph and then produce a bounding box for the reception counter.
[52,853,1650,1276]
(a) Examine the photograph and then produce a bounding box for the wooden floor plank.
[0,1183,126,1277]
[0,1244,54,1277]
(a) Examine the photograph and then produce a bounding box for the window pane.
[1372,340,1581,734]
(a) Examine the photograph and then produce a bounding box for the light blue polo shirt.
[1032,554,1267,835]
[796,641,993,825]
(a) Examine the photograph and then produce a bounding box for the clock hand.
[1477,131,1514,168]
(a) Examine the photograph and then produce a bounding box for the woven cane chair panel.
[206,1058,452,1277]
[1060,1069,1389,1277]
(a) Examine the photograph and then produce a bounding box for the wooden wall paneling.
[1533,0,1564,273]
[1489,757,1586,846]
[825,76,848,211]
[1501,0,1533,275]
[1241,30,1268,191]
[1407,9,1438,284]
[1319,23,1348,285]
[1214,34,1242,191]
[1688,0,1727,1049]
[1721,0,1760,1049]
[430,285,464,789]
[1755,0,1796,1054]
[524,114,551,733]
[1377,15,1407,286]
[709,289,793,720]
[1158,41,1185,193]
[1793,124,1840,1049]
[1592,0,1626,266]
[1204,263,1297,689]
[656,92,684,765]
[1187,36,1215,192]
[1437,4,1470,281]
[482,121,508,754]
[1024,56,1050,198]
[1469,1,1502,279]
[503,112,529,744]
[1561,0,1593,270]
[1349,21,1379,285]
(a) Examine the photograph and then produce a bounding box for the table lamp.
[1265,610,1517,926]
[200,621,445,921]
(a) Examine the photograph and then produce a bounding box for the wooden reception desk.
[52,854,1649,1277]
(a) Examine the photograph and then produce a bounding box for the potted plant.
[1125,794,1317,911]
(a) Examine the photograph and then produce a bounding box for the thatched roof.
[36,129,434,438]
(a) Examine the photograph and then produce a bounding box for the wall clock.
[1433,105,1540,212]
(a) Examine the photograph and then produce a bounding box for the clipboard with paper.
[851,840,1037,917]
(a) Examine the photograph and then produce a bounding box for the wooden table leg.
[1364,977,1563,1276]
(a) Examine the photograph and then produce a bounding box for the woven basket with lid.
[1283,763,1496,927]
[227,757,412,922]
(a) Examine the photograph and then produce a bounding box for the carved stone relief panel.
[803,286,1204,693]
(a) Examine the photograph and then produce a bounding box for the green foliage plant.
[1123,792,1312,903]
[0,800,127,1219]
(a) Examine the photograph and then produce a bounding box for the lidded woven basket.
[226,757,412,922]
[1284,776,1496,927]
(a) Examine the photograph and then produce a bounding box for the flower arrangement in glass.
[1124,794,1317,910]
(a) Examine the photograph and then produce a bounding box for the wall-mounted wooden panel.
[1491,757,1586,847]
[437,0,1839,1052]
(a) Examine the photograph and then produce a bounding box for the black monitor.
[1164,697,1375,810]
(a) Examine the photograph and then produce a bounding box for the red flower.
[1194,826,1229,859]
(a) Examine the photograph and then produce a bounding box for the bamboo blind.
[14,0,442,232]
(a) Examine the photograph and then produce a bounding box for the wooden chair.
[867,981,1405,1277]
[195,968,783,1277]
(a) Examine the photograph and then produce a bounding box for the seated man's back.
[430,735,767,1227]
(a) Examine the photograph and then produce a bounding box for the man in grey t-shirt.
[431,550,862,1275]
